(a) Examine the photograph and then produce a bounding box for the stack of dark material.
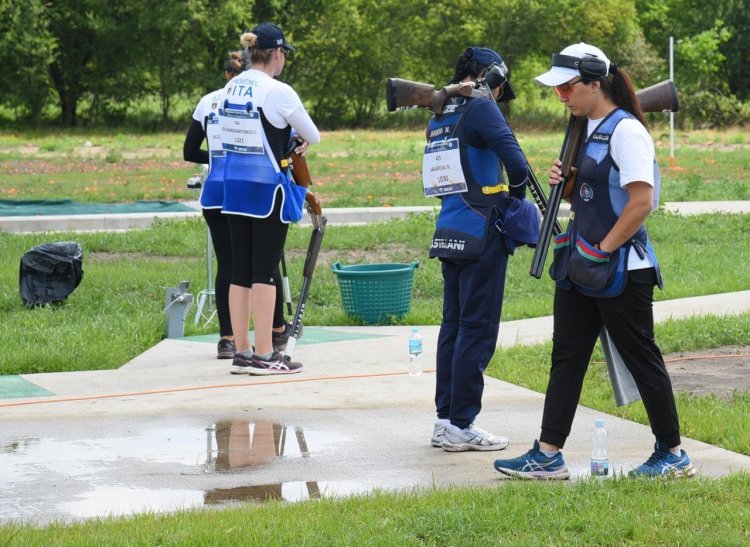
[19,242,84,307]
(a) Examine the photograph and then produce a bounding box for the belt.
[481,184,509,195]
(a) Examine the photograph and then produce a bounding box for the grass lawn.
[1,474,749,545]
[1,128,749,542]
[1,212,748,375]
[1,127,749,206]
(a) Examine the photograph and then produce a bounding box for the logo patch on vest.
[591,133,610,143]
[430,237,465,251]
[579,182,594,202]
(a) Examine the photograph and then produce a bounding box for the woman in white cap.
[220,23,320,375]
[493,43,694,479]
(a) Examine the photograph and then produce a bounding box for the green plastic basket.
[331,261,419,325]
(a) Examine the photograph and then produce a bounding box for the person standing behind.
[221,23,319,375]
[183,51,245,360]
[493,43,695,479]
[427,47,537,452]
[183,51,303,361]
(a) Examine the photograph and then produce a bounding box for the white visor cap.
[534,42,611,87]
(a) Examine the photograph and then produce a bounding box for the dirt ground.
[664,345,750,397]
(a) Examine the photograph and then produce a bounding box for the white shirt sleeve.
[264,82,321,144]
[192,94,209,123]
[610,118,655,187]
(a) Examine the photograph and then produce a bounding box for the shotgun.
[387,75,562,234]
[529,79,679,279]
[283,142,326,361]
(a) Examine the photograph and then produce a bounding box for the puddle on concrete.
[204,480,379,505]
[0,420,364,523]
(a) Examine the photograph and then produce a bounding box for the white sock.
[670,446,681,456]
[540,448,559,458]
[257,351,274,360]
[436,419,450,427]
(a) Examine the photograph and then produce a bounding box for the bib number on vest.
[206,113,225,163]
[422,138,467,197]
[219,107,264,154]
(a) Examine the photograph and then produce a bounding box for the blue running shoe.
[629,441,696,478]
[493,440,570,480]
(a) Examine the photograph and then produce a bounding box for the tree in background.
[135,0,249,126]
[0,0,747,128]
[0,0,52,121]
[637,0,749,127]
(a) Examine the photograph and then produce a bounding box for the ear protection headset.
[483,61,509,89]
[551,53,609,81]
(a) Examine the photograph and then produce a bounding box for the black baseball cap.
[250,23,296,51]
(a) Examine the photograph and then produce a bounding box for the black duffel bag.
[19,241,84,307]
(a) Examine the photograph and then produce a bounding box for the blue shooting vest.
[200,111,225,209]
[222,106,307,223]
[427,97,509,260]
[550,108,663,297]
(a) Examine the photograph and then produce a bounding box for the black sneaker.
[230,350,254,374]
[217,338,236,360]
[248,351,303,375]
[272,321,303,352]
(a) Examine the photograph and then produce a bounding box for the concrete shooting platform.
[1,291,749,525]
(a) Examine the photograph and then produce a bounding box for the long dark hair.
[595,67,649,129]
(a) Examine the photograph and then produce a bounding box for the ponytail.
[239,31,274,66]
[225,50,245,77]
[599,67,649,130]
[450,48,488,84]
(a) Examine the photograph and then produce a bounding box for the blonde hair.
[226,50,245,76]
[240,32,274,65]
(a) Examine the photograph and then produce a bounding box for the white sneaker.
[431,422,448,447]
[442,423,509,452]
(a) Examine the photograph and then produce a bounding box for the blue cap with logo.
[468,46,516,102]
[250,23,296,51]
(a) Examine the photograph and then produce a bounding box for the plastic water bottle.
[408,327,423,376]
[591,418,609,477]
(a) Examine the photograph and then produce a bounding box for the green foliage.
[681,90,750,128]
[0,0,748,128]
[0,0,53,119]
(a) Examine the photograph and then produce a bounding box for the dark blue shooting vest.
[550,108,663,297]
[427,97,509,260]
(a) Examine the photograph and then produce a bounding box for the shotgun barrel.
[529,79,679,279]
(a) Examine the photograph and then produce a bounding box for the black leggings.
[541,268,681,448]
[203,208,286,336]
[225,192,289,328]
[203,208,233,337]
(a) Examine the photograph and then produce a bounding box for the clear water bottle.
[408,327,423,376]
[591,418,609,477]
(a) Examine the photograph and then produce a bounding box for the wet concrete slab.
[2,296,750,525]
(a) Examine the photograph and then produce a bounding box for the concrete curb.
[5,200,747,234]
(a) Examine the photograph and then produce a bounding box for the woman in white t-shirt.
[183,51,245,360]
[221,23,320,376]
[493,43,695,480]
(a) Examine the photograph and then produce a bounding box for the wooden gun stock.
[636,79,679,113]
[386,77,474,114]
[285,145,322,216]
[559,79,679,198]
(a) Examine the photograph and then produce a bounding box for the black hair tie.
[609,63,618,75]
